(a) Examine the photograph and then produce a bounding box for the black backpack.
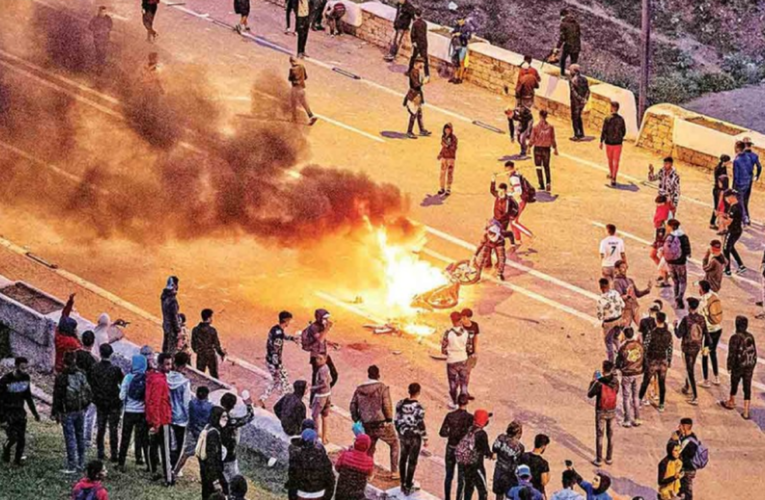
[738,332,758,369]
[127,372,146,401]
[519,174,536,203]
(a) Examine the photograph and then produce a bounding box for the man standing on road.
[556,8,581,77]
[519,434,551,499]
[600,101,626,186]
[743,137,762,222]
[385,0,417,61]
[350,365,399,481]
[732,140,760,225]
[639,312,673,412]
[588,360,618,466]
[395,382,428,496]
[442,311,470,409]
[167,352,191,469]
[669,418,703,500]
[461,308,479,400]
[440,394,472,500]
[721,316,758,420]
[615,327,643,428]
[295,0,311,58]
[698,280,723,388]
[0,357,41,466]
[722,189,747,276]
[599,224,626,281]
[88,6,113,69]
[462,409,492,500]
[191,309,227,379]
[160,276,181,356]
[568,65,589,141]
[142,0,160,42]
[289,57,318,125]
[529,109,559,193]
[648,158,681,216]
[612,260,652,328]
[673,298,706,406]
[259,311,299,408]
[664,219,692,309]
[597,278,625,363]
[52,352,91,474]
[492,421,525,498]
[408,9,429,78]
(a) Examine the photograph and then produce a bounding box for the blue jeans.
[735,184,752,223]
[62,410,86,470]
[84,403,97,448]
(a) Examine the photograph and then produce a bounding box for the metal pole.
[639,0,651,125]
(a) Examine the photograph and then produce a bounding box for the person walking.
[492,421,525,500]
[588,360,618,466]
[118,354,149,471]
[233,0,252,33]
[710,155,731,228]
[295,0,311,58]
[275,380,307,437]
[664,219,692,309]
[89,344,124,463]
[674,298,706,405]
[669,418,704,500]
[146,352,174,486]
[639,312,673,412]
[199,407,229,499]
[698,280,724,388]
[260,311,299,407]
[219,392,255,482]
[405,58,430,139]
[395,383,428,495]
[615,327,643,428]
[599,101,626,186]
[302,309,339,390]
[437,123,458,197]
[612,260,652,328]
[288,57,318,125]
[385,0,416,61]
[408,9,429,78]
[191,309,226,379]
[702,240,728,292]
[732,140,760,225]
[286,429,335,500]
[648,158,681,215]
[657,442,683,500]
[515,55,541,109]
[460,409,492,500]
[285,0,298,34]
[142,0,160,42]
[721,189,747,276]
[519,434,551,499]
[596,278,625,363]
[52,352,92,474]
[721,316,758,419]
[173,385,212,477]
[72,460,110,500]
[556,8,581,77]
[528,110,559,192]
[442,311,470,409]
[440,393,472,500]
[168,352,191,468]
[0,357,41,465]
[160,277,181,356]
[335,434,375,500]
[599,224,626,281]
[350,365,399,480]
[461,308,479,399]
[88,6,113,69]
[568,65,589,141]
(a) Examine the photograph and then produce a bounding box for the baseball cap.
[474,409,492,427]
[516,464,532,478]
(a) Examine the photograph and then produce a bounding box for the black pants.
[560,47,579,76]
[724,231,743,270]
[310,0,327,28]
[200,459,228,500]
[399,434,422,490]
[444,445,465,500]
[3,414,27,463]
[170,424,186,468]
[571,107,585,138]
[296,17,310,55]
[731,368,754,400]
[197,353,220,379]
[534,146,552,189]
[93,41,108,68]
[285,0,298,29]
[639,362,668,405]
[710,188,721,225]
[142,2,158,33]
[162,329,178,356]
[96,404,121,461]
[407,110,425,135]
[408,46,430,77]
[683,351,699,398]
[118,412,149,467]
[149,425,173,484]
[463,462,488,500]
[702,330,722,379]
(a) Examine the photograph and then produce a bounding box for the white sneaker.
[61,469,77,475]
[447,402,458,410]
[620,421,632,428]
[714,376,721,386]
[701,379,711,388]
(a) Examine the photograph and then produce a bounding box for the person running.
[160,277,181,356]
[615,327,643,428]
[664,219,692,309]
[173,386,212,477]
[142,0,160,42]
[721,189,746,276]
[702,240,728,292]
[0,357,41,465]
[673,298,706,405]
[550,469,585,500]
[233,0,251,33]
[612,260,652,328]
[220,392,255,482]
[395,383,427,495]
[334,434,375,500]
[600,101,626,186]
[118,354,149,471]
[639,312,673,412]
[72,460,110,500]
[657,441,683,500]
[519,434,550,498]
[303,309,339,390]
[568,65,589,141]
[721,316,758,419]
[732,140,760,225]
[710,155,731,228]
[437,123,458,197]
[507,464,544,500]
[596,278,625,363]
[515,55,541,109]
[668,418,702,500]
[440,393,472,500]
[53,351,92,474]
[260,311,299,407]
[146,352,174,486]
[350,365,398,479]
[88,6,113,69]
[492,421,525,500]
[442,311,470,409]
[528,110,558,192]
[275,380,307,437]
[199,407,229,499]
[588,360,618,466]
[405,58,431,139]
[599,224,626,281]
[295,0,311,57]
[385,0,416,61]
[556,8,581,77]
[167,352,191,468]
[191,309,226,379]
[408,9,429,78]
[698,280,724,388]
[460,409,492,500]
[89,344,124,463]
[648,158,681,216]
[289,57,318,125]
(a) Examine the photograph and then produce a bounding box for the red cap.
[474,409,491,427]
[450,311,462,325]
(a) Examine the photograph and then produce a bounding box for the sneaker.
[61,469,78,475]
[591,459,602,467]
[658,404,665,413]
[467,394,476,401]
[444,190,451,197]
[447,402,458,410]
[757,312,765,320]
[420,130,432,137]
[724,269,732,276]
[605,459,613,466]
[569,136,580,142]
[641,399,652,407]
[244,26,251,32]
[406,133,418,139]
[390,473,401,481]
[546,185,551,192]
[308,116,318,126]
[688,398,698,406]
[681,386,690,395]
[632,419,643,427]
[701,379,711,388]
[736,266,748,275]
[709,224,717,230]
[714,376,721,386]
[620,421,632,428]
[437,189,445,195]
[498,274,505,281]
[284,29,291,34]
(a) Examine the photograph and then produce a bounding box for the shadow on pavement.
[606,182,640,192]
[382,131,411,139]
[535,192,559,203]
[609,474,658,500]
[420,194,445,207]
[498,154,531,162]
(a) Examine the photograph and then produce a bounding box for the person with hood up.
[462,409,493,500]
[492,420,525,500]
[53,351,92,474]
[657,441,683,500]
[89,344,124,462]
[437,123,458,197]
[55,293,81,374]
[92,313,125,356]
[199,407,229,499]
[350,365,399,480]
[587,360,618,466]
[174,385,213,476]
[191,309,226,379]
[303,308,339,390]
[168,352,192,467]
[118,354,149,471]
[550,469,584,500]
[573,469,613,500]
[395,382,428,495]
[220,392,256,482]
[275,380,308,437]
[146,352,174,485]
[286,429,335,500]
[161,276,181,356]
[72,459,110,500]
[507,464,544,500]
[335,433,375,500]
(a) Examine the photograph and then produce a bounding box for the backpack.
[688,320,704,349]
[598,382,617,411]
[737,332,758,369]
[301,324,317,352]
[455,428,479,466]
[127,372,146,401]
[685,436,709,470]
[518,174,536,203]
[195,426,218,461]
[704,295,723,326]
[663,234,682,261]
[65,371,92,411]
[74,486,103,500]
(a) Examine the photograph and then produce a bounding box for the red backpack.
[599,383,618,411]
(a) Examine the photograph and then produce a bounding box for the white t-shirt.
[599,236,625,268]
[445,328,469,364]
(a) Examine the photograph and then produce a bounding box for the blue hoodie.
[120,355,147,414]
[167,370,191,426]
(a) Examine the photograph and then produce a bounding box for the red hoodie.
[145,370,172,429]
[55,334,82,373]
[72,478,109,500]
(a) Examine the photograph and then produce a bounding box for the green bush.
[691,71,738,94]
[649,74,701,105]
[721,53,764,86]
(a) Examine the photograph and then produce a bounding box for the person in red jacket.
[146,352,174,486]
[72,460,110,500]
[55,293,82,373]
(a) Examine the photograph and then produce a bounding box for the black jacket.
[161,289,181,335]
[89,359,124,409]
[411,18,428,49]
[393,0,416,31]
[558,15,581,52]
[75,349,97,378]
[202,427,229,494]
[275,382,307,436]
[286,442,336,500]
[600,114,626,146]
[192,322,225,358]
[439,409,473,447]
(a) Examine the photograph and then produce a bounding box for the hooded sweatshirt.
[577,472,612,500]
[275,381,307,436]
[161,287,181,336]
[286,438,336,499]
[335,434,374,500]
[72,478,109,500]
[146,369,171,429]
[167,370,191,426]
[93,313,110,355]
[350,379,393,427]
[394,398,427,437]
[120,355,147,413]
